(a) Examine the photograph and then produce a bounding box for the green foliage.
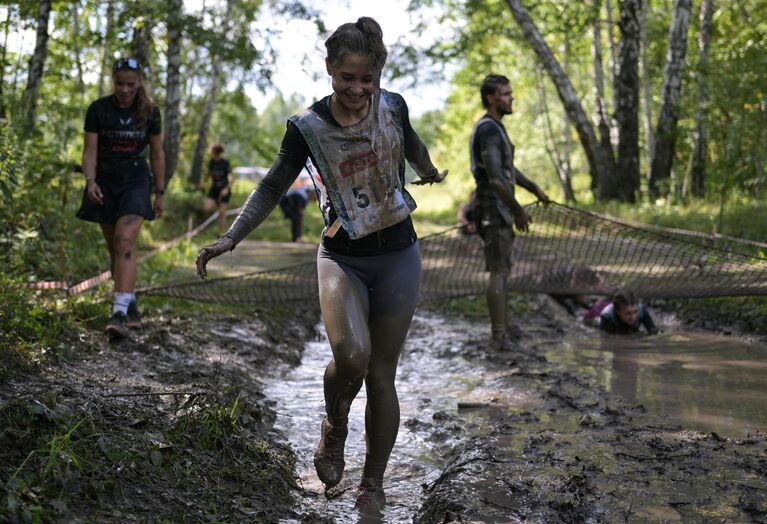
[0,120,106,282]
[0,398,110,523]
[168,393,243,454]
[0,279,73,377]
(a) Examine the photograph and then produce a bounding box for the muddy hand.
[513,210,531,233]
[413,169,449,186]
[196,236,235,279]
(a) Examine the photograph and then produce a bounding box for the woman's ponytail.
[325,17,388,80]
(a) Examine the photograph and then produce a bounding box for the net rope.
[140,203,767,304]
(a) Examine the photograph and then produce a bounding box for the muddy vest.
[288,90,416,240]
[470,116,516,225]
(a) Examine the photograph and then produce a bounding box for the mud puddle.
[263,299,767,522]
[547,327,767,439]
[265,312,526,523]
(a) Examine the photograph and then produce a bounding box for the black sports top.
[84,95,161,178]
[209,158,231,188]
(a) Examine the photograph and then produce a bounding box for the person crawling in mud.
[195,17,447,516]
[584,290,659,335]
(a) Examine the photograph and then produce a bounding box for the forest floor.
[3,292,767,523]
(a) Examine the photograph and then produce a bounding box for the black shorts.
[76,175,154,224]
[207,185,230,203]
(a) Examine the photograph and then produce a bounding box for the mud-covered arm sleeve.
[393,93,439,179]
[639,305,659,334]
[225,123,308,245]
[479,130,524,215]
[513,167,542,195]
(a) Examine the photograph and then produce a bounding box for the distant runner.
[76,57,164,339]
[195,17,447,516]
[200,142,233,236]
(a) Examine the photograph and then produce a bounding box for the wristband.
[155,189,165,195]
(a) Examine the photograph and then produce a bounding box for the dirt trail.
[0,308,323,523]
[3,242,767,522]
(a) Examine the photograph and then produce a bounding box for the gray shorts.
[318,241,421,316]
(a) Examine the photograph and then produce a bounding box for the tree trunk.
[72,1,85,96]
[688,0,714,198]
[505,0,615,199]
[559,39,576,203]
[639,0,654,175]
[163,0,184,187]
[614,0,642,202]
[537,67,576,203]
[606,0,618,81]
[98,0,115,98]
[131,19,152,77]
[189,64,222,187]
[648,0,692,198]
[189,0,234,187]
[21,0,53,133]
[0,7,12,119]
[591,0,614,193]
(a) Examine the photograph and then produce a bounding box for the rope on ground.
[141,202,767,304]
[13,208,241,295]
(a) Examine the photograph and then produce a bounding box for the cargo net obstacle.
[141,203,767,305]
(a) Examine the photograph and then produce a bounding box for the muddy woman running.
[195,17,447,515]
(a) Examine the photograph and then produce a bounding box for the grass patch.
[0,281,76,377]
[0,391,299,523]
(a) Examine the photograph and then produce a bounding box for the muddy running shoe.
[314,417,347,488]
[105,311,129,339]
[490,334,519,351]
[126,300,142,329]
[354,477,386,516]
[506,322,524,340]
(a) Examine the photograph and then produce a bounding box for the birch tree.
[71,1,85,96]
[0,7,12,119]
[163,0,184,186]
[505,0,616,199]
[189,0,234,187]
[591,0,614,193]
[20,0,52,133]
[131,18,152,76]
[614,0,642,201]
[648,0,692,197]
[688,0,715,198]
[639,0,654,171]
[97,0,115,98]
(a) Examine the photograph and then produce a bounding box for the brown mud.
[0,307,325,523]
[2,293,767,523]
[414,297,767,523]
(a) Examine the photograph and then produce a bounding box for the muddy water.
[546,326,767,439]
[266,312,518,523]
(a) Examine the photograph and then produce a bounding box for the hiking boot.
[126,300,142,329]
[105,311,129,339]
[355,477,386,516]
[313,417,347,488]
